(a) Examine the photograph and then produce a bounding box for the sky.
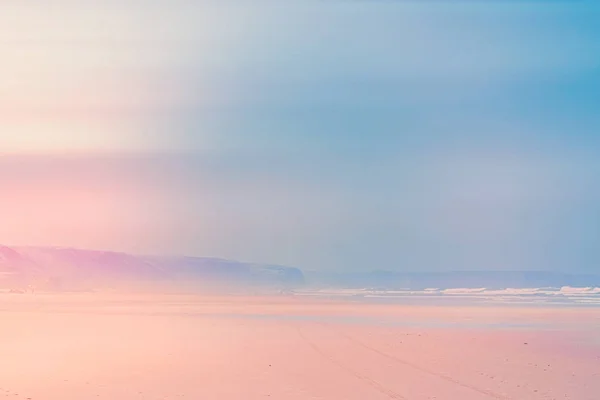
[1,0,599,273]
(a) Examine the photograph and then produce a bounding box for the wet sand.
[1,294,599,399]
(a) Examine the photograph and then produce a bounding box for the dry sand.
[1,294,599,399]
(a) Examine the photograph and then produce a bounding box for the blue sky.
[1,1,599,272]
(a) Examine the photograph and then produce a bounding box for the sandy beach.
[1,294,599,400]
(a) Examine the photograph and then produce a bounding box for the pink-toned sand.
[1,294,599,400]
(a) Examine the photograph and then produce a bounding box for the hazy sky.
[1,1,599,272]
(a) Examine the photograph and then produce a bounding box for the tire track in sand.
[295,326,407,400]
[328,324,511,400]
